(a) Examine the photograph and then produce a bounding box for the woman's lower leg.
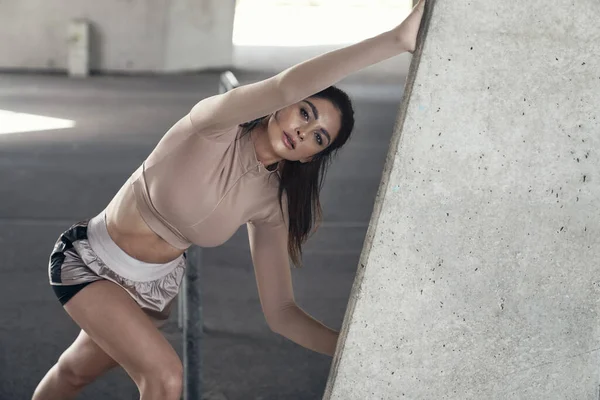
[32,362,85,400]
[32,329,118,400]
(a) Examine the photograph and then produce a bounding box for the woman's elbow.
[266,317,284,334]
[265,303,296,333]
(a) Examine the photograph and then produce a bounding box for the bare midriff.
[104,182,186,264]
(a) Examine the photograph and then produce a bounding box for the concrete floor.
[0,70,405,399]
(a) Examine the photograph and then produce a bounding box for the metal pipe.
[182,71,239,400]
[183,247,204,400]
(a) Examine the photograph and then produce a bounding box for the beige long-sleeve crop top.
[128,112,288,251]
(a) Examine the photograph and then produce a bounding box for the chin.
[276,147,296,162]
[271,142,296,162]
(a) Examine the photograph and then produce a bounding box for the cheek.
[269,113,282,133]
[305,143,322,157]
[279,107,301,125]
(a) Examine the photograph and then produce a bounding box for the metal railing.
[179,70,240,400]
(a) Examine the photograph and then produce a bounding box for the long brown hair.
[240,86,355,267]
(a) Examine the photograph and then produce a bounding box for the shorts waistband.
[87,209,184,281]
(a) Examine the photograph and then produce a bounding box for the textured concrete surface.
[0,71,404,399]
[325,0,600,399]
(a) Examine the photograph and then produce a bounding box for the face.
[266,97,342,163]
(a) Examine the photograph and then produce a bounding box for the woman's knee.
[138,362,183,400]
[52,330,117,390]
[55,353,97,389]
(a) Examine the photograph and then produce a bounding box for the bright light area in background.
[233,0,412,46]
[0,110,75,135]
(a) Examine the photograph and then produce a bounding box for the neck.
[251,120,282,168]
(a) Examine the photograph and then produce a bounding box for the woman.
[33,2,426,398]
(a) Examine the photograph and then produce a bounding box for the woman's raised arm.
[190,0,426,132]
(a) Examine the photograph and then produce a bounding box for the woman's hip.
[48,210,187,325]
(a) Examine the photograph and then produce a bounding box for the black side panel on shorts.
[49,250,67,284]
[63,225,88,243]
[49,224,88,284]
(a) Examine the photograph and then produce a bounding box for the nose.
[296,129,306,141]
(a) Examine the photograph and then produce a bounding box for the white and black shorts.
[48,209,187,327]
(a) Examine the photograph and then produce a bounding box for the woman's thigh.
[63,279,181,384]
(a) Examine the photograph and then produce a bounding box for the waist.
[87,209,185,281]
[130,163,192,250]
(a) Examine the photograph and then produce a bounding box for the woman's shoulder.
[144,115,240,169]
[189,114,240,143]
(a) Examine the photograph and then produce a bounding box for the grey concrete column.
[325,0,600,398]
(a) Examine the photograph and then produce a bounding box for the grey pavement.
[0,70,404,399]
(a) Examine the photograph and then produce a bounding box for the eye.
[300,108,309,120]
[315,132,323,146]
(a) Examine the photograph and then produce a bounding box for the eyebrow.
[303,100,331,145]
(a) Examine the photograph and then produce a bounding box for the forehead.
[303,97,342,139]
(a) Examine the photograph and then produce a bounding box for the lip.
[283,131,295,149]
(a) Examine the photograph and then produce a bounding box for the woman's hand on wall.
[393,0,427,54]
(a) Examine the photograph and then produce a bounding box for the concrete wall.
[0,0,234,73]
[325,0,600,398]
